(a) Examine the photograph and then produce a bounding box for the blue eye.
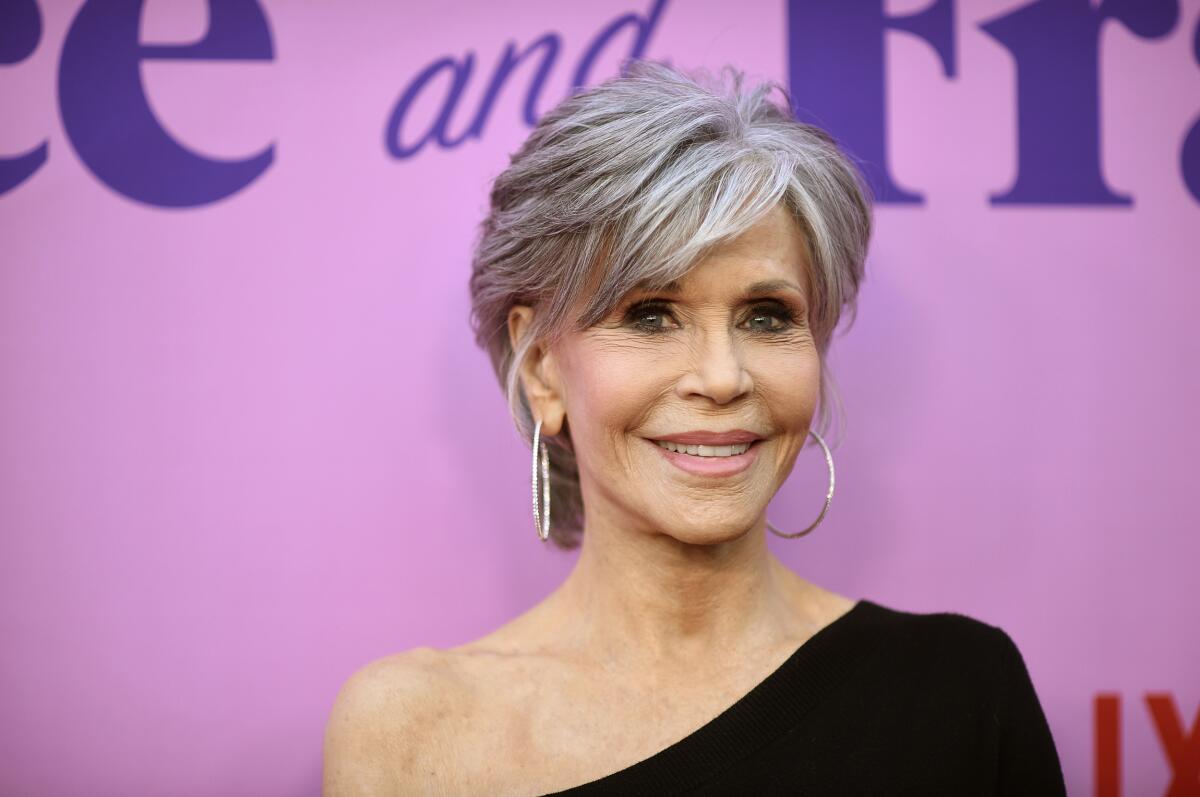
[620,299,802,334]
[625,301,676,332]
[744,304,796,332]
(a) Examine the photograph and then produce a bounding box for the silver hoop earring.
[766,429,835,539]
[531,418,551,542]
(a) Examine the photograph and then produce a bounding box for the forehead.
[636,205,811,295]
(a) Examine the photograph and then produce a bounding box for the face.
[518,204,820,544]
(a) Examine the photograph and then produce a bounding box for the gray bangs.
[573,149,793,330]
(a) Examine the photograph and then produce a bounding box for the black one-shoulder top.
[540,598,1066,796]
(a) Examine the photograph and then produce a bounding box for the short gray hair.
[468,60,873,549]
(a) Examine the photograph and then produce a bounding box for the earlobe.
[536,347,567,437]
[508,305,567,438]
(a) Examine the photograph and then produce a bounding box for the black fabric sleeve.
[994,626,1068,796]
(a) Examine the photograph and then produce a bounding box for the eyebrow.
[638,278,805,296]
[743,279,805,296]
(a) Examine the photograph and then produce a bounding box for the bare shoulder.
[773,565,860,629]
[322,647,467,796]
[806,583,859,618]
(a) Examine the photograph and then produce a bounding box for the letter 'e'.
[0,0,48,196]
[58,0,276,208]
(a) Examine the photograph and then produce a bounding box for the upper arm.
[322,651,443,797]
[991,628,1067,796]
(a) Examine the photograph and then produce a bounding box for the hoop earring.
[531,418,551,542]
[766,429,835,539]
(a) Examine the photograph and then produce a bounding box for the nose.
[676,326,753,405]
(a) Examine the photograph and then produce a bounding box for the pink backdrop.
[2,1,1198,794]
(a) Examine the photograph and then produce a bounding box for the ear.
[507,305,567,438]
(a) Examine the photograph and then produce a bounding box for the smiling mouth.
[653,440,754,458]
[646,437,762,477]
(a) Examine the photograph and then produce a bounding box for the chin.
[661,516,757,545]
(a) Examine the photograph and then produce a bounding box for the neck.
[543,500,820,674]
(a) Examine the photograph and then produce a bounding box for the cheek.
[749,346,821,423]
[562,337,673,446]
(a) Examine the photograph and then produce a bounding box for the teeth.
[655,440,752,457]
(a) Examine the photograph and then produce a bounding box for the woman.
[323,61,1066,795]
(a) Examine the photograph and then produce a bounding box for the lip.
[647,429,763,445]
[646,437,763,477]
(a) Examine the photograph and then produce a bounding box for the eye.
[624,300,678,332]
[620,298,802,334]
[742,302,799,333]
